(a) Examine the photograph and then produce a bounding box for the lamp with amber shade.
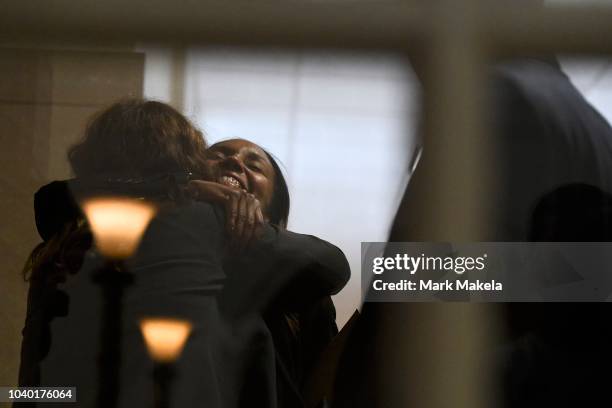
[81,197,156,408]
[140,318,193,408]
[82,197,156,259]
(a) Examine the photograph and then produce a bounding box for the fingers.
[187,180,231,203]
[234,192,248,244]
[188,180,242,245]
[227,192,265,252]
[225,190,239,236]
[238,194,258,251]
[185,180,265,251]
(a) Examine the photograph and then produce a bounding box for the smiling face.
[204,139,276,215]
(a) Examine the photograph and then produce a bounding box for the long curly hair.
[24,99,207,281]
[69,99,207,179]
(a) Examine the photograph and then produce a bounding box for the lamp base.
[153,363,175,408]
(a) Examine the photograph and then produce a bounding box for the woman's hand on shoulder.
[187,180,264,251]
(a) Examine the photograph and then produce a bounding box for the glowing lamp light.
[82,197,156,259]
[139,318,193,363]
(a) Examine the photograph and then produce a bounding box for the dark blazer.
[334,58,612,408]
[490,59,612,407]
[389,58,612,242]
[19,184,350,408]
[264,296,339,408]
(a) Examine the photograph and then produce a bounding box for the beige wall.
[0,48,143,394]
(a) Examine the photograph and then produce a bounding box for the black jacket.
[334,58,612,408]
[19,182,350,408]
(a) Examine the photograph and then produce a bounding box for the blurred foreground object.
[140,318,193,408]
[81,197,156,408]
[140,318,193,363]
[82,197,157,259]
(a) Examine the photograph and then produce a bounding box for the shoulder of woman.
[146,200,227,245]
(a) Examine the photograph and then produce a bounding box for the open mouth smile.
[219,175,246,191]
